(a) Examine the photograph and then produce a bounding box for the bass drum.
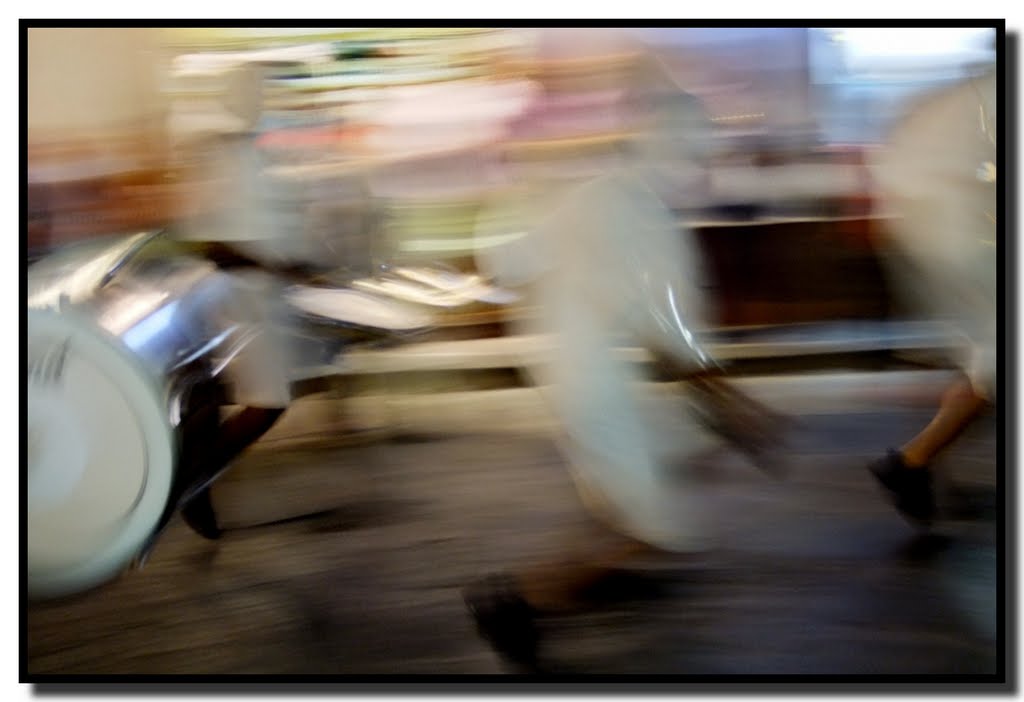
[27,232,243,598]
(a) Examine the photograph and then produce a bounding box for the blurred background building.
[25,23,1000,482]
[25,22,999,481]
[28,26,997,327]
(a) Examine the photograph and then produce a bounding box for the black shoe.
[463,573,541,671]
[868,450,936,527]
[180,488,223,540]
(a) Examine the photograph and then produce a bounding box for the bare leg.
[515,523,657,612]
[868,373,988,526]
[689,374,788,429]
[652,355,789,444]
[678,370,790,475]
[900,374,987,469]
[463,516,666,670]
[685,368,768,410]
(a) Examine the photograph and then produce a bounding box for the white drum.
[26,232,254,597]
[28,308,176,598]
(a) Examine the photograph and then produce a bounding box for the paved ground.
[26,374,1000,677]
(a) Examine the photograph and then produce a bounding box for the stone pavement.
[26,369,1000,677]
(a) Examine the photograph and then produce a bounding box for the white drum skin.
[26,233,291,598]
[27,309,176,598]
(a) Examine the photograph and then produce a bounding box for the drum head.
[286,285,432,332]
[27,309,175,597]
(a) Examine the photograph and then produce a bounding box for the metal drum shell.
[26,233,244,597]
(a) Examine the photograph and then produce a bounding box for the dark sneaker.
[463,573,541,672]
[868,449,936,527]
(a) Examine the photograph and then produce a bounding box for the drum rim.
[287,285,432,331]
[27,307,176,597]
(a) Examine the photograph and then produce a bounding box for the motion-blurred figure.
[26,28,293,570]
[463,33,784,670]
[866,66,997,526]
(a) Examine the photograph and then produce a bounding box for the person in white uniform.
[463,45,784,669]
[866,66,997,526]
[27,28,295,544]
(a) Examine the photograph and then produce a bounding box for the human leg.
[868,372,989,526]
[463,516,663,670]
[180,406,285,538]
[900,373,988,468]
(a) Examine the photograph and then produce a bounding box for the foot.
[463,573,542,671]
[179,488,223,540]
[868,450,936,527]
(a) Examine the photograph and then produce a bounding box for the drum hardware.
[95,230,166,290]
